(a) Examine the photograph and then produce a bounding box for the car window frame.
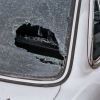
[0,0,82,87]
[87,0,94,66]
[88,0,100,68]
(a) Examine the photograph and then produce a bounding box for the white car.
[0,0,100,100]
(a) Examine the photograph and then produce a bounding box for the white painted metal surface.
[55,0,100,100]
[0,82,60,100]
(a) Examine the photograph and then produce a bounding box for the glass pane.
[0,0,75,80]
[93,0,100,60]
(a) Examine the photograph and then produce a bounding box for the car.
[0,0,100,100]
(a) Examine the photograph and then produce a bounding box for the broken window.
[0,0,75,81]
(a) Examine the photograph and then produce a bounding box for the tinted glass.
[93,0,100,60]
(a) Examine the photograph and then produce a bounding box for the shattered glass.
[0,0,75,80]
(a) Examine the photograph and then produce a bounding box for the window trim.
[87,0,94,66]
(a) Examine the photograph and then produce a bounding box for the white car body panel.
[55,0,100,100]
[0,0,100,100]
[0,82,60,100]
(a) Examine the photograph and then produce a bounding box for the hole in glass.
[15,23,63,60]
